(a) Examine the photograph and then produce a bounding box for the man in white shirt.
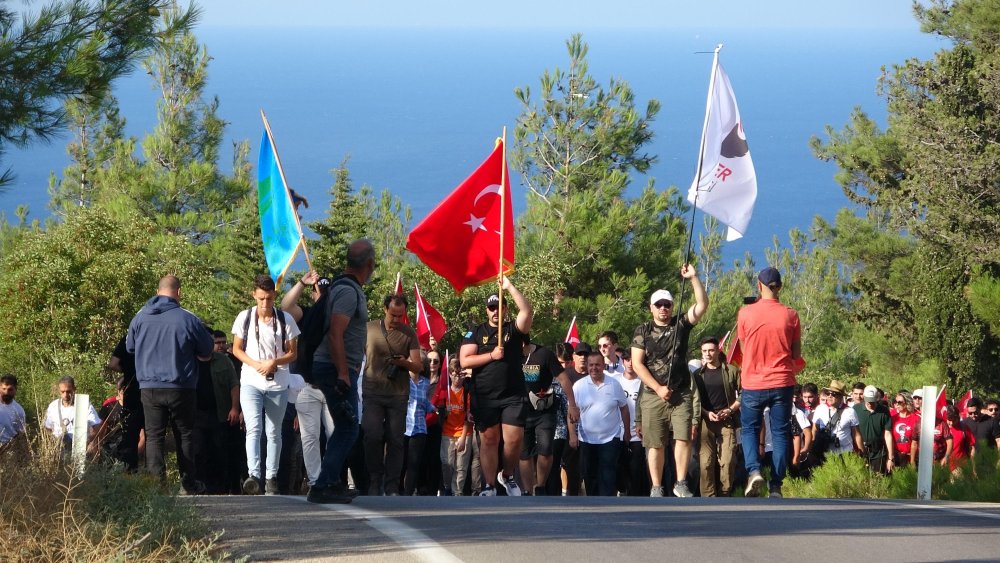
[232,274,300,496]
[812,380,861,457]
[0,374,27,446]
[572,352,630,496]
[43,375,101,452]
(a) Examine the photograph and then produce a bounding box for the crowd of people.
[2,241,999,502]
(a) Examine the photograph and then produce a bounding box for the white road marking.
[838,498,1000,521]
[292,498,464,562]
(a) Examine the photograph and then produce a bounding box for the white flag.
[687,64,757,241]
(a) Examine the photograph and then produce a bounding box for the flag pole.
[261,109,314,274]
[665,44,722,384]
[497,127,508,346]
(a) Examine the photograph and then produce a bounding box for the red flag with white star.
[406,139,515,292]
[394,272,410,325]
[565,316,581,347]
[414,283,447,350]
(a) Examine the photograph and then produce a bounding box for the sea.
[1,26,944,266]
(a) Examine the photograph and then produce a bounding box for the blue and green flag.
[257,125,301,285]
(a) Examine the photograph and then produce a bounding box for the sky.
[191,0,923,30]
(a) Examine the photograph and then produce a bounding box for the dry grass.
[0,430,233,562]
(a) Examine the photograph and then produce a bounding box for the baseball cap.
[912,389,923,399]
[486,295,500,308]
[573,342,592,355]
[863,385,879,403]
[758,267,782,288]
[316,277,332,290]
[649,289,673,305]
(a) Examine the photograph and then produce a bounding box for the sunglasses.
[486,304,499,312]
[894,400,905,405]
[653,301,673,309]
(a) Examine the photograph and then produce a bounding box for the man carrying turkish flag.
[406,139,515,292]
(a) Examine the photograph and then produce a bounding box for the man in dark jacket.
[126,275,213,494]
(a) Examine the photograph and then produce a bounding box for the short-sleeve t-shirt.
[313,277,368,372]
[363,320,419,397]
[0,400,26,444]
[231,307,301,392]
[813,403,859,455]
[736,298,801,390]
[43,398,101,438]
[631,315,694,391]
[574,375,627,445]
[522,344,562,395]
[463,321,528,402]
[891,411,921,455]
[856,403,892,451]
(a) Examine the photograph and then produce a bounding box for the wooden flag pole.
[261,109,314,274]
[497,127,508,346]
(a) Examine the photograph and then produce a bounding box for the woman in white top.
[232,275,299,495]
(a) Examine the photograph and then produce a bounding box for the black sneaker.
[533,486,547,496]
[307,485,353,504]
[242,476,260,495]
[265,478,280,496]
[768,484,783,499]
[329,481,359,499]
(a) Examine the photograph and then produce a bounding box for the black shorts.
[520,406,557,459]
[471,395,528,431]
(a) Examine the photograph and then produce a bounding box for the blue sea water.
[2,27,943,265]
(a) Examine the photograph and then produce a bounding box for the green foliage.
[967,267,1000,338]
[783,453,892,499]
[510,34,687,346]
[0,0,196,186]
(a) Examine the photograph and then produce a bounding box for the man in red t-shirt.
[737,267,803,498]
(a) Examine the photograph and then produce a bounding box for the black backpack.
[292,276,364,382]
[240,306,288,352]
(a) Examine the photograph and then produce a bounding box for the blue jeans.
[740,386,794,487]
[312,361,360,489]
[240,385,289,479]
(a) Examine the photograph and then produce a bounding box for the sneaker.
[672,480,694,498]
[329,481,359,499]
[265,478,280,496]
[650,485,665,497]
[307,485,353,504]
[497,472,522,496]
[533,486,547,496]
[242,476,260,495]
[768,484,783,499]
[746,471,765,498]
[180,478,206,496]
[479,486,497,497]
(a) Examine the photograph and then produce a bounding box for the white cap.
[650,289,674,305]
[912,389,923,399]
[863,385,879,403]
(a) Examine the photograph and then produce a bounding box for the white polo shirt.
[573,375,627,445]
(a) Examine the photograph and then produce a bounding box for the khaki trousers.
[699,418,738,497]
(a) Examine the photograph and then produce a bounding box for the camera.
[265,372,275,381]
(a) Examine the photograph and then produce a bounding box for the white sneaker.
[746,471,765,498]
[497,472,522,496]
[479,486,497,497]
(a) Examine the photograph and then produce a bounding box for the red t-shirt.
[891,412,920,455]
[737,298,801,390]
[948,422,975,471]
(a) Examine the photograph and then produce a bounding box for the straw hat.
[823,379,847,396]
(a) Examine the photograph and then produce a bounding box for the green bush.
[784,447,1000,502]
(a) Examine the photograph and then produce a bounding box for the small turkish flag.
[406,139,515,292]
[565,316,581,347]
[414,283,447,351]
[394,272,410,325]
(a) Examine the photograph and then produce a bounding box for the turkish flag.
[935,385,948,422]
[414,283,447,351]
[720,327,743,368]
[565,316,581,346]
[394,272,410,325]
[956,389,973,419]
[406,139,515,292]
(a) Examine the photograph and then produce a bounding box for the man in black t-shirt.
[519,339,578,495]
[460,276,532,496]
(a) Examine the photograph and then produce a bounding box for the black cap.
[486,294,500,307]
[758,267,782,288]
[573,342,592,355]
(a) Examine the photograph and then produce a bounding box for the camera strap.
[380,319,405,359]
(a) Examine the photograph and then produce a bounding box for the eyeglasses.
[653,301,673,309]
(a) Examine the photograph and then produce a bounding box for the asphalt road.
[194,495,1000,562]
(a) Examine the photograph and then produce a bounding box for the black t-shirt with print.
[522,345,562,395]
[463,321,528,401]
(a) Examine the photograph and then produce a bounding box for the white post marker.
[916,385,936,500]
[72,393,90,477]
